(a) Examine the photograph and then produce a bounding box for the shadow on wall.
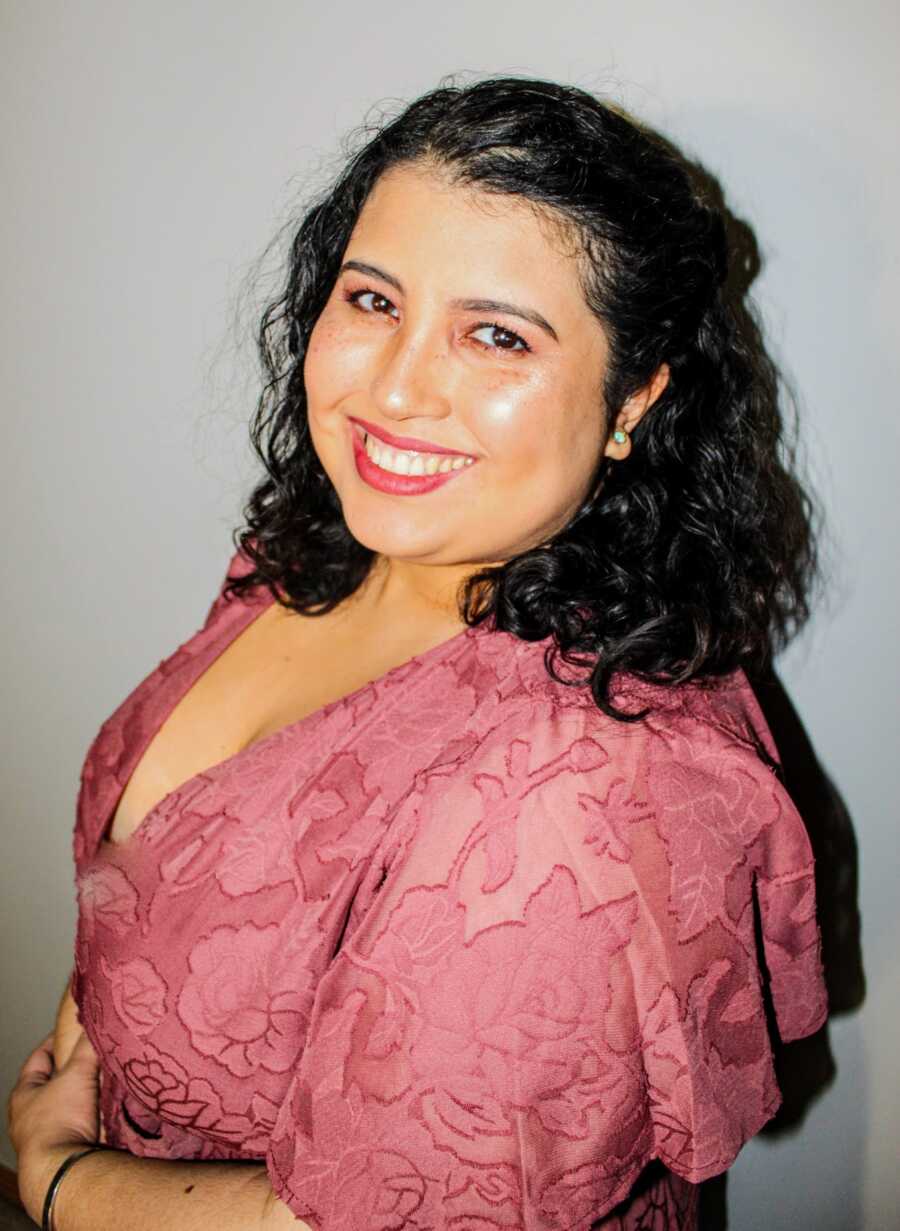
[669,149,867,1230]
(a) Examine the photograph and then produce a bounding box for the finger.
[65,1030,99,1070]
[16,1033,56,1088]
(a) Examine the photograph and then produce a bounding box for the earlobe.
[603,362,670,461]
[602,425,632,460]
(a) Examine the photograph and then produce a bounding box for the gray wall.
[2,2,897,1227]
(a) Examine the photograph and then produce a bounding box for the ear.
[602,362,670,461]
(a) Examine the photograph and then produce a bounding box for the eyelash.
[342,286,533,356]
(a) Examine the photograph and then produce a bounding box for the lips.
[348,415,475,458]
[349,420,474,496]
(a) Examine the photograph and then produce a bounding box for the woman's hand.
[53,973,83,1070]
[53,973,106,1144]
[7,1027,101,1223]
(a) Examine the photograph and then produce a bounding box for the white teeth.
[361,430,475,477]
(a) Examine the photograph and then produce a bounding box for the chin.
[340,504,450,561]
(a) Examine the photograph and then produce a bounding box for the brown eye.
[470,322,531,354]
[346,288,399,318]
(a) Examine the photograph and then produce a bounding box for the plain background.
[2,2,897,1227]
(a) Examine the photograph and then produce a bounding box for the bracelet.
[41,1146,109,1231]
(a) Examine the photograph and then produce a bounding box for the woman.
[9,76,828,1230]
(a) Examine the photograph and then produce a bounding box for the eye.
[469,322,532,355]
[344,287,399,319]
[342,286,532,356]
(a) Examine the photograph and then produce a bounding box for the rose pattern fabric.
[71,548,828,1230]
[177,922,313,1077]
[76,863,138,943]
[101,956,167,1036]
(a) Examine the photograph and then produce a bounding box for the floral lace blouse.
[70,547,828,1230]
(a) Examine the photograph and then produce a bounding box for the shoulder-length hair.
[226,74,819,722]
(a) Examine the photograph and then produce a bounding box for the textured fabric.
[71,547,828,1230]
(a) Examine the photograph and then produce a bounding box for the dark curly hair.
[226,74,820,722]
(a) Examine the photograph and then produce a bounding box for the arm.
[255,702,828,1226]
[9,1031,311,1230]
[40,1145,304,1231]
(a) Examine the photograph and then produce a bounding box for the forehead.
[345,161,588,305]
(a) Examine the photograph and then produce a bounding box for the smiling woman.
[303,161,644,567]
[9,75,828,1231]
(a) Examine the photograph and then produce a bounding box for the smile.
[360,430,475,476]
[349,421,477,496]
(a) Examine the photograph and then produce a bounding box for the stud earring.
[613,429,628,444]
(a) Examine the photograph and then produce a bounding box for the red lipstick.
[348,415,474,458]
[349,420,475,496]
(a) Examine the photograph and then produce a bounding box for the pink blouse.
[71,546,828,1230]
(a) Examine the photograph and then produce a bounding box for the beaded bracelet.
[41,1145,109,1231]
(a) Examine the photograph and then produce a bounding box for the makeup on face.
[303,163,615,570]
[349,418,477,494]
[349,417,476,496]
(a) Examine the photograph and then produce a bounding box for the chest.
[105,597,467,846]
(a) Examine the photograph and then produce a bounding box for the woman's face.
[304,162,622,571]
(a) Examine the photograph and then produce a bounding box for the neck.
[357,554,497,627]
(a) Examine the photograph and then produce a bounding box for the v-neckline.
[95,585,485,855]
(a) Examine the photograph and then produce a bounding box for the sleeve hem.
[655,1087,783,1184]
[266,1152,321,1230]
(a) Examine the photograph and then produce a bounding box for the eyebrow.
[338,259,559,343]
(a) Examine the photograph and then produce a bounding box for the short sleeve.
[265,694,828,1229]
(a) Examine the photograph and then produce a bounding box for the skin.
[8,159,668,1229]
[306,160,669,623]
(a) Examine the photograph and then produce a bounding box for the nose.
[369,317,452,426]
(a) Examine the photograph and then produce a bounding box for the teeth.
[362,430,475,477]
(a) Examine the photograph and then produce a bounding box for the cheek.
[304,314,370,405]
[474,376,546,460]
[475,377,599,473]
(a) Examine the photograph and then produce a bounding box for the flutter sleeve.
[265,685,828,1230]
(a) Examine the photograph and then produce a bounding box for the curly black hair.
[226,74,820,722]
